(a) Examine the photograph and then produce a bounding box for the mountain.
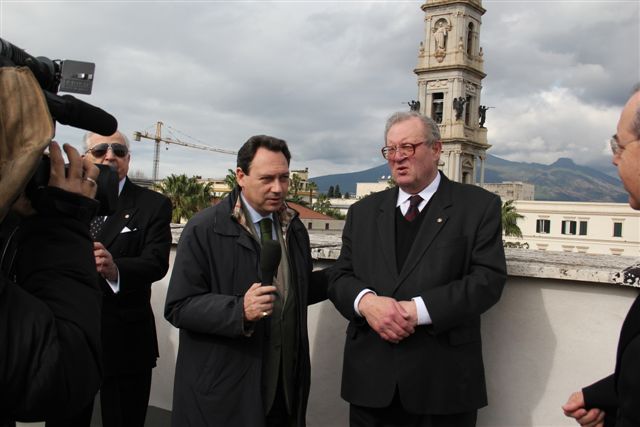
[310,154,627,202]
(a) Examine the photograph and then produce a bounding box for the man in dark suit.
[563,87,640,427]
[165,135,326,427]
[328,112,506,427]
[48,130,172,427]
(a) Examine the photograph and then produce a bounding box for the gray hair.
[83,131,130,151]
[384,111,441,145]
[632,84,640,139]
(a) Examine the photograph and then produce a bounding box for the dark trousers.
[266,376,295,427]
[350,389,477,427]
[46,370,152,427]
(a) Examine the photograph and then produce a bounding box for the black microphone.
[261,240,281,286]
[43,91,118,136]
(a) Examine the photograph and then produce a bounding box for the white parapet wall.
[20,228,638,427]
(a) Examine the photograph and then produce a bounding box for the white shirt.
[240,193,275,240]
[104,177,127,294]
[353,173,441,325]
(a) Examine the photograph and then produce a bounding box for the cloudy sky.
[1,0,638,180]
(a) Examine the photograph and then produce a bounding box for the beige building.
[504,200,640,256]
[356,177,390,198]
[483,181,535,201]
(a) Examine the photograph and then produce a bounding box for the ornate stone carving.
[432,18,451,62]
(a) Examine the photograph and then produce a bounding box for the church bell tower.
[414,0,489,185]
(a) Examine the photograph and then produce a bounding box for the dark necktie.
[404,195,423,222]
[259,218,273,243]
[89,216,106,240]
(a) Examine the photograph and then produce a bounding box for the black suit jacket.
[328,173,506,414]
[96,178,172,376]
[583,286,640,427]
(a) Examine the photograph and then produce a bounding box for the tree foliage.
[312,194,344,219]
[224,169,237,190]
[501,199,524,238]
[156,174,213,223]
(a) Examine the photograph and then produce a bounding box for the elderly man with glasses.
[47,130,172,427]
[328,111,506,427]
[563,87,640,427]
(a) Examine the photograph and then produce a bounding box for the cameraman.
[0,67,102,426]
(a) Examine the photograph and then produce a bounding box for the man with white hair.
[48,131,172,427]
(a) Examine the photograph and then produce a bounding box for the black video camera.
[0,38,120,215]
[0,37,117,136]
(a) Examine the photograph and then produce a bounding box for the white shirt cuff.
[105,269,120,294]
[354,289,376,316]
[412,296,432,325]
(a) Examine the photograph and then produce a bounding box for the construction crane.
[133,121,237,182]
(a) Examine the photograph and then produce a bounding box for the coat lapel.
[393,173,453,294]
[376,188,400,285]
[99,179,137,248]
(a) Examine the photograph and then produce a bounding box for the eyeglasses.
[609,136,640,156]
[87,143,129,158]
[381,142,426,160]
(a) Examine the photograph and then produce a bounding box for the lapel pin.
[125,214,130,219]
[437,218,443,223]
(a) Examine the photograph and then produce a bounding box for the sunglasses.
[87,143,129,158]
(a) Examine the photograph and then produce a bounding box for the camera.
[0,37,120,215]
[0,37,117,135]
[26,156,119,216]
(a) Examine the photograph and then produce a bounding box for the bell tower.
[414,0,489,185]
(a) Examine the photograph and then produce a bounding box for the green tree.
[327,186,334,198]
[307,181,318,205]
[312,194,345,219]
[387,176,396,189]
[224,168,237,191]
[334,184,342,198]
[289,174,302,199]
[502,200,524,238]
[156,174,213,223]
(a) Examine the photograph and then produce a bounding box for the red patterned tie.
[404,195,423,222]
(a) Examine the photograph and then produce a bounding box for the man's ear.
[235,167,245,187]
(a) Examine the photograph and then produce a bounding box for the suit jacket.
[583,279,640,427]
[97,178,172,376]
[164,187,327,427]
[328,173,506,415]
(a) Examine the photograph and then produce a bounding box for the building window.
[464,95,472,126]
[431,92,444,123]
[579,221,588,236]
[467,22,474,55]
[325,223,329,230]
[561,220,577,235]
[613,222,623,237]
[536,219,550,234]
[308,222,312,230]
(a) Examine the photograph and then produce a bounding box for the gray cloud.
[1,0,637,179]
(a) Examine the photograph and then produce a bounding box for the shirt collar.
[240,192,273,225]
[396,171,441,207]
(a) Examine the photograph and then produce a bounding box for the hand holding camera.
[48,141,99,200]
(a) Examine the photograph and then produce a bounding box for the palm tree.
[224,169,237,191]
[307,181,318,205]
[156,174,213,223]
[502,200,524,238]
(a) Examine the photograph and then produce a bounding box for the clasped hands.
[358,293,418,344]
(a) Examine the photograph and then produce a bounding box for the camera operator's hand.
[93,241,118,282]
[48,141,99,199]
